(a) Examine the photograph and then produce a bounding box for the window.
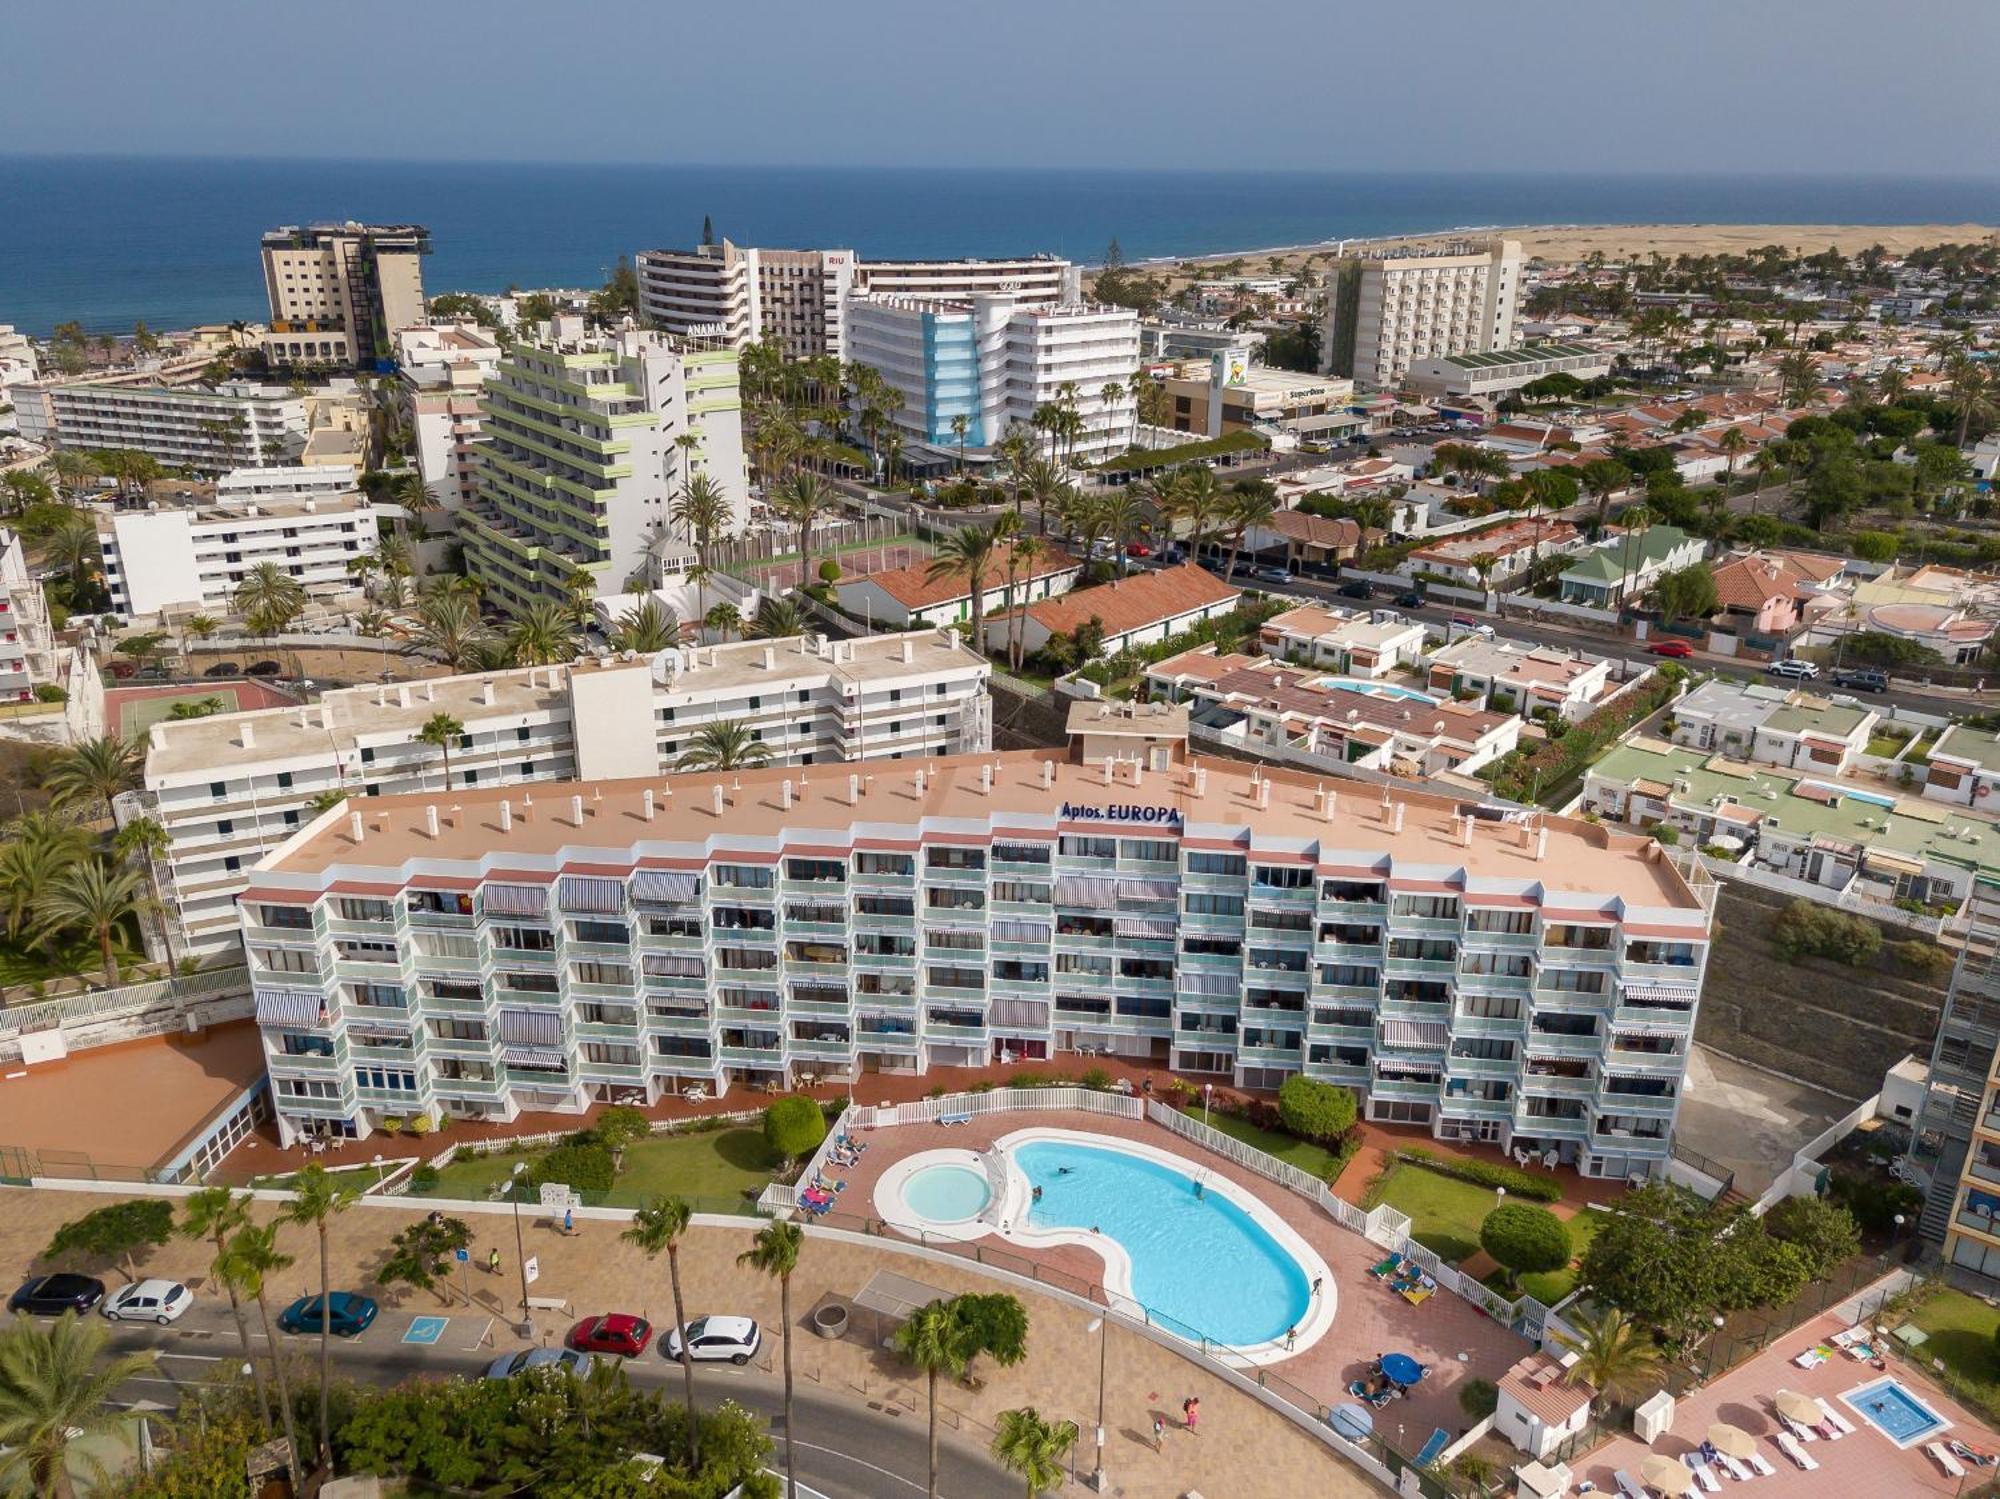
[1187,852,1246,877]
[926,847,985,872]
[1060,836,1116,859]
[1252,865,1312,890]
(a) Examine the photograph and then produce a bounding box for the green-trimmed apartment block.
[461,317,748,617]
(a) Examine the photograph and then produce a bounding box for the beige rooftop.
[256,750,1703,912]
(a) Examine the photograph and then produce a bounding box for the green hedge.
[1394,1147,1562,1202]
[1091,430,1269,475]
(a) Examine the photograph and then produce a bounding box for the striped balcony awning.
[1116,916,1177,940]
[254,989,325,1028]
[1381,1018,1449,1049]
[643,954,705,978]
[1619,982,1699,1005]
[559,876,625,914]
[497,1007,561,1045]
[502,1046,567,1071]
[1118,878,1180,904]
[991,918,1052,943]
[1180,971,1237,998]
[631,870,700,905]
[483,883,549,917]
[1055,876,1119,908]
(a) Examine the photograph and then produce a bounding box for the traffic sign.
[454,1247,470,1263]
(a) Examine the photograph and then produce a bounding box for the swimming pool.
[1840,1377,1950,1448]
[1011,1137,1312,1348]
[1800,778,1896,809]
[1311,676,1440,705]
[902,1164,991,1224]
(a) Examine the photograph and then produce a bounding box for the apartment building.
[1405,344,1613,402]
[13,381,306,471]
[845,295,1139,466]
[0,530,56,702]
[260,222,430,370]
[146,630,990,954]
[95,492,378,620]
[1258,604,1427,678]
[240,725,1714,1178]
[458,318,749,617]
[395,323,504,517]
[1910,881,2000,1258]
[1425,638,1615,724]
[1320,239,1524,390]
[0,326,39,410]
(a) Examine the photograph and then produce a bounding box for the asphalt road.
[98,1305,1020,1499]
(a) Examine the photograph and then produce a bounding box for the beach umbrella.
[1639,1454,1696,1497]
[1330,1403,1374,1441]
[1707,1423,1756,1460]
[1774,1389,1823,1426]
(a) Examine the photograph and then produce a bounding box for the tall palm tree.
[615,597,679,653]
[1004,535,1045,671]
[748,596,804,640]
[991,1406,1078,1498]
[112,815,173,969]
[0,814,89,945]
[50,451,97,503]
[0,1313,157,1499]
[416,592,484,671]
[234,562,309,637]
[389,470,438,525]
[895,1300,976,1499]
[1096,490,1145,577]
[671,473,733,576]
[179,1189,269,1431]
[33,858,145,986]
[219,1224,302,1491]
[1776,349,1822,408]
[623,1196,700,1463]
[43,735,142,826]
[38,513,99,582]
[1220,483,1278,581]
[925,522,1003,653]
[1552,1307,1661,1411]
[1945,353,1997,448]
[282,1163,358,1477]
[950,413,971,475]
[1017,455,1064,537]
[506,600,579,666]
[675,720,772,772]
[737,1220,805,1498]
[771,472,833,578]
[417,712,465,791]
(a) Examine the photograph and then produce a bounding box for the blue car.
[278,1292,378,1337]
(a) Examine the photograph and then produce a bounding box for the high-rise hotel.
[243,705,1714,1178]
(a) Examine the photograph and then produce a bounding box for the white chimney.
[348,811,364,841]
[1130,761,1143,790]
[423,680,435,702]
[481,679,496,706]
[1460,814,1473,846]
[425,805,439,839]
[500,800,513,831]
[397,685,411,709]
[1392,803,1405,833]
[781,779,795,809]
[981,765,993,795]
[847,773,861,806]
[711,785,725,817]
[1194,766,1208,799]
[239,721,255,749]
[1256,779,1271,810]
[570,793,584,825]
[521,792,533,820]
[902,637,913,664]
[1101,760,1113,786]
[914,769,927,795]
[1536,826,1549,860]
[762,646,775,670]
[1041,761,1054,789]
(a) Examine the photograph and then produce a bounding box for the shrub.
[1480,1204,1572,1288]
[32,683,66,703]
[1826,1168,1923,1234]
[1458,1378,1500,1420]
[1770,899,1882,965]
[593,1104,652,1163]
[410,1164,440,1193]
[1395,1148,1562,1202]
[1649,823,1681,846]
[1277,1075,1357,1144]
[1078,1066,1114,1092]
[1892,939,1955,980]
[532,1141,615,1195]
[1765,1194,1861,1279]
[817,558,841,584]
[763,1095,828,1164]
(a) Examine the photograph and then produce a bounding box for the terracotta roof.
[1711,553,1815,611]
[1267,510,1364,549]
[1412,517,1579,565]
[1501,1354,1593,1426]
[1203,662,1512,745]
[855,543,1078,610]
[1004,562,1239,641]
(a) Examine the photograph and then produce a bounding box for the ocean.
[4,155,2000,337]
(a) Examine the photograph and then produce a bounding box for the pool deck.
[825,1107,1534,1447]
[1579,1306,2000,1497]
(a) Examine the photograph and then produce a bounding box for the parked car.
[1251,566,1291,586]
[484,1346,595,1381]
[246,660,282,677]
[278,1292,377,1337]
[1766,658,1821,680]
[1393,590,1426,608]
[1336,580,1374,599]
[1830,668,1889,692]
[1126,543,1153,558]
[202,662,242,678]
[8,1274,105,1316]
[1646,639,1695,658]
[662,1314,762,1365]
[570,1313,653,1358]
[104,661,136,680]
[102,1279,191,1325]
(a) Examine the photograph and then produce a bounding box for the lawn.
[407,1126,782,1214]
[1375,1161,1598,1301]
[1483,1206,1602,1305]
[1906,1286,2000,1389]
[1200,1112,1349,1182]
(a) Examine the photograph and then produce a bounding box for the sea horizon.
[5,154,1999,338]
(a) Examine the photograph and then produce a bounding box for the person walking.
[1182,1396,1200,1432]
[1152,1415,1165,1450]
[487,1246,501,1276]
[1285,1326,1297,1352]
[1310,1274,1323,1299]
[563,1206,574,1236]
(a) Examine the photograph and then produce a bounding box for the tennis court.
[742,538,933,591]
[109,680,293,739]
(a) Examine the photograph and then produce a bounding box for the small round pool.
[902,1164,991,1224]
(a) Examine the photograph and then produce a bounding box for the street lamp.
[1893,1213,1907,1260]
[370,1154,385,1190]
[1203,1083,1213,1128]
[1085,1316,1109,1491]
[505,1163,533,1338]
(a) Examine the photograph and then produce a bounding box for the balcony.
[267,1050,339,1074]
[923,1022,987,1041]
[1525,1030,1601,1058]
[1461,928,1538,950]
[575,1020,640,1042]
[1519,1071,1595,1097]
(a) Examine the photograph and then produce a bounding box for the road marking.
[155,1352,226,1361]
[403,1316,449,1345]
[789,1439,929,1494]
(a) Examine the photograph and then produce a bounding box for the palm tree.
[704,602,742,641]
[1776,349,1822,408]
[614,597,679,653]
[0,1313,157,1499]
[950,413,971,475]
[1552,1307,1661,1411]
[389,470,438,528]
[749,595,805,640]
[34,858,145,986]
[234,562,309,637]
[1945,353,1997,448]
[50,451,97,502]
[895,1300,976,1499]
[0,814,88,945]
[675,720,772,772]
[43,735,141,826]
[179,1189,270,1431]
[417,712,465,792]
[1004,535,1045,671]
[112,816,173,969]
[282,1163,358,1477]
[506,600,579,666]
[991,1407,1078,1498]
[1018,455,1065,537]
[38,512,99,581]
[1716,426,1749,494]
[623,1196,701,1463]
[219,1224,302,1491]
[771,472,833,578]
[1220,483,1278,581]
[672,473,733,576]
[737,1220,804,1498]
[926,522,1003,653]
[1096,490,1145,577]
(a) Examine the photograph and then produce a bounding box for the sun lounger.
[1776,1412,1817,1443]
[1775,1432,1818,1471]
[1414,1428,1449,1466]
[1792,1347,1828,1369]
[1367,1253,1402,1278]
[1684,1455,1722,1493]
[1613,1471,1647,1499]
[1400,1281,1435,1307]
[1716,1453,1751,1482]
[1746,1454,1776,1477]
[939,1113,972,1127]
[1928,1442,1968,1479]
[1814,1398,1854,1437]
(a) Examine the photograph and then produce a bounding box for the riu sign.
[1059,802,1184,826]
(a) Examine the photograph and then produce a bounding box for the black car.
[10,1273,106,1316]
[245,660,282,677]
[202,662,242,678]
[1337,580,1374,599]
[1394,590,1426,608]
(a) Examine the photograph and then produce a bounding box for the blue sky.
[1,0,1990,175]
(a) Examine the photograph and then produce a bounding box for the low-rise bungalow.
[1241,509,1375,570]
[1558,524,1705,607]
[1665,679,1876,774]
[835,543,1080,629]
[1407,516,1583,587]
[1258,604,1427,678]
[1707,549,1848,642]
[982,561,1239,660]
[1923,723,2000,808]
[1425,636,1614,723]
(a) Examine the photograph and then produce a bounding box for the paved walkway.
[1,1185,1380,1499]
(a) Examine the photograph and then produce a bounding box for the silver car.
[483,1346,595,1381]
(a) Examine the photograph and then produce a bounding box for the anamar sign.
[1059,802,1184,826]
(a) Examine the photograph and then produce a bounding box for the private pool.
[1840,1377,1950,1448]
[1311,676,1440,705]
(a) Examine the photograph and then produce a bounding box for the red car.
[1126,543,1153,557]
[1646,639,1695,658]
[570,1313,653,1358]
